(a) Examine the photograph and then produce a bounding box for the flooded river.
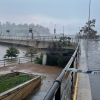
[0,45,29,67]
[0,45,27,60]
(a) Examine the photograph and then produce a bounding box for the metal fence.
[0,55,37,67]
[0,35,77,43]
[43,43,80,100]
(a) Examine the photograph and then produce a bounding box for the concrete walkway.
[76,40,92,100]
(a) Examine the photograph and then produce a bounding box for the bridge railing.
[0,35,78,46]
[43,43,80,100]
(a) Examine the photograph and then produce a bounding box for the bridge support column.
[42,54,47,65]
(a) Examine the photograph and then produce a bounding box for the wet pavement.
[77,40,92,100]
[83,40,100,100]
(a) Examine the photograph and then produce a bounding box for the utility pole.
[54,24,56,39]
[63,26,64,38]
[86,0,91,58]
[54,24,56,34]
[29,28,33,40]
[63,26,64,42]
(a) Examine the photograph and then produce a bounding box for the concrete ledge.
[0,74,41,100]
[76,40,92,100]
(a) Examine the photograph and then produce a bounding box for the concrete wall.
[0,76,41,100]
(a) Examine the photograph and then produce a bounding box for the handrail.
[43,43,79,100]
[0,35,76,41]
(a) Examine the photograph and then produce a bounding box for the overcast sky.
[0,0,100,35]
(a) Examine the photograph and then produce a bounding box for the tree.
[4,47,19,58]
[48,36,71,53]
[25,46,37,57]
[80,19,97,39]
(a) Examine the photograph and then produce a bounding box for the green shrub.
[34,53,43,64]
[4,47,19,58]
[47,53,61,66]
[34,50,74,68]
[46,52,74,68]
[67,50,75,56]
[57,56,71,68]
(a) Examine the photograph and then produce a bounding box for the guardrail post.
[55,86,61,100]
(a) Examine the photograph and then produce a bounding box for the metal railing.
[0,55,37,67]
[0,35,77,43]
[43,43,80,100]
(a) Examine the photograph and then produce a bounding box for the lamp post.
[63,26,64,37]
[86,0,91,58]
[54,24,56,39]
[6,30,10,38]
[29,28,33,40]
[29,28,33,62]
[87,0,91,44]
[63,26,64,42]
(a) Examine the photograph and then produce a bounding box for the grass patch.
[0,73,33,93]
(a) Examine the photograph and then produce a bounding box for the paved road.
[83,40,100,100]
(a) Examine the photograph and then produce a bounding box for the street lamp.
[29,28,33,39]
[6,30,10,38]
[63,26,64,37]
[54,24,56,39]
[87,0,91,44]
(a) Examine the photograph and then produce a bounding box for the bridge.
[0,35,77,49]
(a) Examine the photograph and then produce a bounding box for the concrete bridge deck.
[77,40,92,100]
[77,39,100,100]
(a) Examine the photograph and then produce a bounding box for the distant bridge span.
[0,35,77,48]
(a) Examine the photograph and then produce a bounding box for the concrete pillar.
[42,53,47,65]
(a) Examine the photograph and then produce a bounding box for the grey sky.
[0,0,99,35]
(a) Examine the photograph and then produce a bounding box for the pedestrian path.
[86,40,100,100]
[76,40,92,100]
